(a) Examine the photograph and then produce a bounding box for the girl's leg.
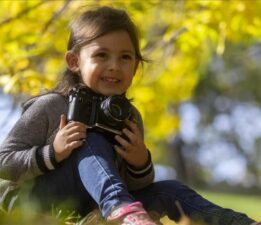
[31,146,97,216]
[31,132,134,217]
[131,180,256,225]
[76,132,134,216]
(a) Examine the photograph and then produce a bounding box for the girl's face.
[73,30,139,96]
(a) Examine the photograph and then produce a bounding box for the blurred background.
[0,0,260,222]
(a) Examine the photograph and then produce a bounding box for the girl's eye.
[96,52,107,58]
[122,54,132,60]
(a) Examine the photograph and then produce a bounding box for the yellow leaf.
[15,58,29,71]
[3,74,19,94]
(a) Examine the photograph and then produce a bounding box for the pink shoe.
[107,202,156,225]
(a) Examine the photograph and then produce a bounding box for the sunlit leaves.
[1,0,261,156]
[0,1,70,95]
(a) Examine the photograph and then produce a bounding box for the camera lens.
[110,103,122,117]
[100,95,131,125]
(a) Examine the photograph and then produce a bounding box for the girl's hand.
[53,114,87,162]
[114,119,149,169]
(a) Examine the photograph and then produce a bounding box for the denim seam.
[86,143,121,199]
[86,141,135,217]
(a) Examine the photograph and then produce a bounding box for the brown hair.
[53,6,146,96]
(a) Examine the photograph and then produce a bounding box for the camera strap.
[89,96,99,126]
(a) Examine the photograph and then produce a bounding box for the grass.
[198,190,261,220]
[160,189,261,224]
[1,189,260,224]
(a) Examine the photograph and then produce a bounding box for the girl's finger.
[125,119,139,133]
[59,114,67,130]
[66,121,87,129]
[122,128,134,139]
[66,124,87,134]
[114,145,127,158]
[67,132,87,142]
[115,135,131,149]
[68,140,84,150]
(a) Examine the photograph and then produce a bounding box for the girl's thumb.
[59,114,66,129]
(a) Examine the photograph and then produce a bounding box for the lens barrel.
[100,95,131,125]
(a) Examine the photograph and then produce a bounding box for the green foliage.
[1,0,261,156]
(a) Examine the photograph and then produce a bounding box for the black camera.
[67,85,132,139]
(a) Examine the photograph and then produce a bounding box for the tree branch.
[41,0,72,34]
[0,1,46,27]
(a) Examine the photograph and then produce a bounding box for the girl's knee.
[86,132,114,153]
[150,180,195,198]
[152,180,183,191]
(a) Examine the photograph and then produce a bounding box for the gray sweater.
[0,93,154,195]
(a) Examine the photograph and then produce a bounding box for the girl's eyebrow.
[121,50,135,55]
[93,47,135,55]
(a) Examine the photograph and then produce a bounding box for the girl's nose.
[108,58,120,71]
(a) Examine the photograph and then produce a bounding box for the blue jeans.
[31,132,255,225]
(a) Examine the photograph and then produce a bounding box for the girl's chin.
[101,92,123,96]
[98,89,124,96]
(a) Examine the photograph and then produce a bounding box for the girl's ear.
[65,51,80,73]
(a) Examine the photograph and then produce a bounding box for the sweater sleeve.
[123,106,155,191]
[0,94,66,183]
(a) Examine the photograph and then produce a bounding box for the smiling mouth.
[101,77,120,83]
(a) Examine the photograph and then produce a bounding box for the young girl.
[0,6,259,225]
